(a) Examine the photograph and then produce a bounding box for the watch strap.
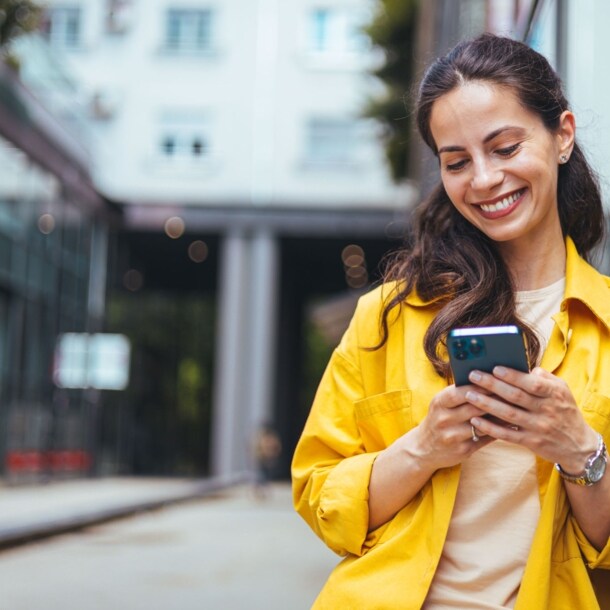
[555,433,607,486]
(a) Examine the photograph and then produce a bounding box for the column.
[210,231,250,479]
[246,230,280,438]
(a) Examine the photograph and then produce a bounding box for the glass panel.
[306,118,358,164]
[310,9,330,52]
[44,7,82,49]
[166,9,212,51]
[157,110,212,161]
[307,8,369,55]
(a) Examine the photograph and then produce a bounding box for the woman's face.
[429,81,574,251]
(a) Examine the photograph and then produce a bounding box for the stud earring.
[559,154,569,164]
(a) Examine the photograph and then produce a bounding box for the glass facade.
[0,135,104,482]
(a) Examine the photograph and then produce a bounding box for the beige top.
[423,277,566,609]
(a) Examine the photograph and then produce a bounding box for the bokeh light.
[164,216,185,239]
[341,244,364,265]
[342,243,368,289]
[123,269,144,291]
[188,240,208,263]
[38,213,55,234]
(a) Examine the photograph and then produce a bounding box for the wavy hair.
[378,33,604,378]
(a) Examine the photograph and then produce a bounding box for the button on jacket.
[292,238,610,609]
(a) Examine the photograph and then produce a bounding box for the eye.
[445,159,468,172]
[495,143,520,157]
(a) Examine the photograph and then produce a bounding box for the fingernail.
[465,390,479,402]
[469,370,482,382]
[494,366,507,377]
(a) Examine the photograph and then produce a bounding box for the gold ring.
[471,425,480,442]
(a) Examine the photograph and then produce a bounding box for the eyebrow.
[437,126,528,154]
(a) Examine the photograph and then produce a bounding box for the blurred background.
[0,0,609,488]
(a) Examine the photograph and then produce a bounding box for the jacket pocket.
[354,389,413,451]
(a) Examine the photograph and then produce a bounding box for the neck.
[497,232,567,291]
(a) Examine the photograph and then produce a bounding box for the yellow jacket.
[292,238,610,609]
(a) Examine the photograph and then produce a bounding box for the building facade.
[13,0,608,482]
[36,0,415,479]
[0,52,116,482]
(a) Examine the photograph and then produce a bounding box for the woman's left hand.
[464,366,599,471]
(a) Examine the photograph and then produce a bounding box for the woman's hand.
[464,365,610,551]
[410,384,495,471]
[464,366,599,470]
[368,384,492,531]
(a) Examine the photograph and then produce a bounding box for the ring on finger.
[471,425,480,442]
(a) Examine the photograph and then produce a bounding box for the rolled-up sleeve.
[572,514,610,569]
[291,296,386,556]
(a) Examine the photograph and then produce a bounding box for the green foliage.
[0,0,42,48]
[0,0,42,71]
[177,357,205,424]
[363,0,419,182]
[301,314,334,419]
[104,292,216,476]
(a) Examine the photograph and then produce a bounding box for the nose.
[470,158,503,192]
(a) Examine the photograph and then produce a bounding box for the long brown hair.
[379,34,604,378]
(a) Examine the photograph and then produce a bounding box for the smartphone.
[448,325,529,386]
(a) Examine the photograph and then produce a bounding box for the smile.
[475,188,526,217]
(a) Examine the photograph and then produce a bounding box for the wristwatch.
[555,433,607,486]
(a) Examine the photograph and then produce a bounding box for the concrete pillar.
[210,231,250,479]
[246,230,280,438]
[87,220,109,330]
[210,229,280,480]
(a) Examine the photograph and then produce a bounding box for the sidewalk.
[0,480,339,609]
[0,476,232,549]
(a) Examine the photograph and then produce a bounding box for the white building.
[39,0,410,208]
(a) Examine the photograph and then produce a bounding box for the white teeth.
[480,190,522,213]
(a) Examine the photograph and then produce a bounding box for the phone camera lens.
[455,350,468,360]
[469,339,483,355]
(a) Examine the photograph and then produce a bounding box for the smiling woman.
[292,33,610,610]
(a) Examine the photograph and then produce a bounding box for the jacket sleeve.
[573,410,610,569]
[572,518,610,569]
[291,297,386,557]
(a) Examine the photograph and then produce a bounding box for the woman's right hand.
[408,384,494,472]
[368,384,492,531]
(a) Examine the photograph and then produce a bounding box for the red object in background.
[5,451,44,472]
[5,450,91,473]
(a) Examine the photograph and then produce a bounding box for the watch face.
[588,455,607,483]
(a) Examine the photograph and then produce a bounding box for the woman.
[292,33,610,609]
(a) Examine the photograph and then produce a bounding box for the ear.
[557,110,575,160]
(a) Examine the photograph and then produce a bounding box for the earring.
[559,154,569,164]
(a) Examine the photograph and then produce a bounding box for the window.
[160,134,209,160]
[42,6,82,49]
[307,7,369,56]
[165,9,213,52]
[157,111,212,164]
[305,118,361,166]
[310,9,330,52]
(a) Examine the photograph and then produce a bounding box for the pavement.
[0,475,236,549]
[0,479,340,609]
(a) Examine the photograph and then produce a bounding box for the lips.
[474,188,526,218]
